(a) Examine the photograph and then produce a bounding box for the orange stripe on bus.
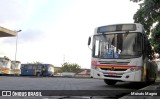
[96,64,136,69]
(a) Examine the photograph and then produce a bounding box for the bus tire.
[104,79,117,85]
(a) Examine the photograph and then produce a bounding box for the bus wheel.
[104,79,117,85]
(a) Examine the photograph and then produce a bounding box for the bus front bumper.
[91,69,142,82]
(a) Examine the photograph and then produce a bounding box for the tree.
[61,62,81,73]
[130,0,142,2]
[131,0,160,54]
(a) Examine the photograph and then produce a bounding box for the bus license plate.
[108,73,117,76]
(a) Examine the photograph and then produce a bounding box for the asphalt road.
[0,76,150,99]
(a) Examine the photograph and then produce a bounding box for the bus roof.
[0,26,16,37]
[11,61,21,63]
[21,64,54,66]
[0,56,11,60]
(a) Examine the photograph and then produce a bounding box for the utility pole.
[15,30,22,61]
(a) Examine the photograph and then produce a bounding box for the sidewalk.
[120,78,160,99]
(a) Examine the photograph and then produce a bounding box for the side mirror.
[88,37,91,46]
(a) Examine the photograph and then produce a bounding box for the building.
[0,26,16,37]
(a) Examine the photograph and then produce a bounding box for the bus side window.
[24,65,28,71]
[21,65,24,69]
[38,65,42,70]
[33,65,37,69]
[142,34,145,54]
[28,65,33,69]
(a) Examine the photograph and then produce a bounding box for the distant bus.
[11,61,21,76]
[0,56,11,75]
[21,64,54,76]
[0,56,21,76]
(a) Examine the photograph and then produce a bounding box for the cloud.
[0,0,25,21]
[19,29,45,43]
[2,29,45,44]
[0,0,46,30]
[0,0,27,29]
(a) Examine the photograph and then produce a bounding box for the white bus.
[88,23,158,85]
[11,61,21,76]
[0,56,12,75]
[0,56,21,76]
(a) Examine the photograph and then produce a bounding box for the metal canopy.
[0,26,16,37]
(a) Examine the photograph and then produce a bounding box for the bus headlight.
[129,66,142,72]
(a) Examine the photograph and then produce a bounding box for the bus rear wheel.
[104,79,117,85]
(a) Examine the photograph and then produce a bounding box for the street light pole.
[15,30,22,61]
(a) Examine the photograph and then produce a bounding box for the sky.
[0,0,139,69]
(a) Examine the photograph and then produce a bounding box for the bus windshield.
[0,58,9,67]
[92,32,142,59]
